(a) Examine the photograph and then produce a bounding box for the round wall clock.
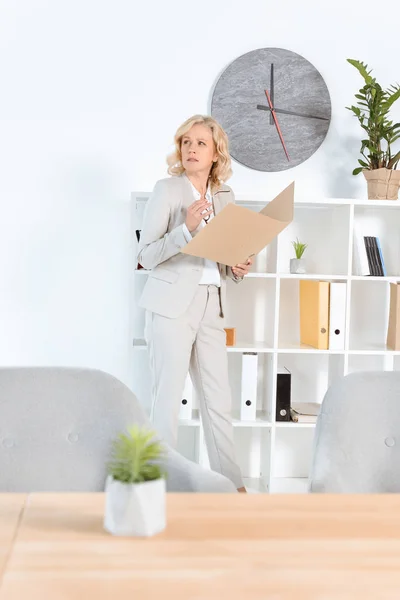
[211,48,331,172]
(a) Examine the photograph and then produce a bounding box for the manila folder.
[180,182,294,267]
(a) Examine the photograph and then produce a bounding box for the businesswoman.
[137,115,252,492]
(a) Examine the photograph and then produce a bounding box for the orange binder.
[387,283,400,351]
[299,280,330,350]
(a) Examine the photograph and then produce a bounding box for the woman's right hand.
[185,197,213,233]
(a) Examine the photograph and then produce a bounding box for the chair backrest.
[309,371,400,493]
[0,367,149,492]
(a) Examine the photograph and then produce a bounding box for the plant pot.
[104,476,166,537]
[363,168,400,200]
[290,258,306,274]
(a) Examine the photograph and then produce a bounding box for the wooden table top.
[2,492,400,599]
[0,496,26,585]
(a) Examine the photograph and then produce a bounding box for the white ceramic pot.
[290,258,306,274]
[104,476,166,537]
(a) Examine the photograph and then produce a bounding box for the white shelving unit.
[130,190,400,494]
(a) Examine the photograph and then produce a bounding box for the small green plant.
[292,238,307,259]
[107,425,166,484]
[346,59,400,175]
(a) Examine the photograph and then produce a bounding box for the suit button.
[385,437,395,447]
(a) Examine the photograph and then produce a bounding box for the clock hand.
[257,104,329,121]
[264,89,290,161]
[269,63,274,126]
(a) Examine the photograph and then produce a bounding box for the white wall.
[0,0,399,391]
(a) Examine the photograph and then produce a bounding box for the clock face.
[211,48,331,172]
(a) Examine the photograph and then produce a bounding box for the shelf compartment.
[273,427,316,479]
[277,204,350,275]
[226,277,276,348]
[232,428,272,480]
[276,352,344,411]
[347,354,393,374]
[278,277,347,350]
[349,280,390,351]
[352,205,400,277]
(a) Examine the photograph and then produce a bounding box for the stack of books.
[290,402,320,424]
[363,236,386,276]
[354,227,386,276]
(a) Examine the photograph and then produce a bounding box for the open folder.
[181,182,294,267]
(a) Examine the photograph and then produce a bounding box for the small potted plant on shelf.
[104,424,167,537]
[346,58,400,200]
[290,238,307,274]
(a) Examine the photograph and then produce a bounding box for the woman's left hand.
[232,257,253,279]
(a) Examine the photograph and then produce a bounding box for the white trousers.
[145,285,243,489]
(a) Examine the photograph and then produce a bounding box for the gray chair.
[309,371,400,493]
[0,367,236,493]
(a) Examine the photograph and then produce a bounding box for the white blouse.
[182,178,221,287]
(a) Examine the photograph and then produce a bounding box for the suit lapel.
[211,190,221,216]
[213,186,230,273]
[181,173,197,209]
[180,174,230,240]
[181,173,229,212]
[180,174,204,236]
[179,174,231,273]
[213,186,230,216]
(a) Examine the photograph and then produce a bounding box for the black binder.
[276,367,291,422]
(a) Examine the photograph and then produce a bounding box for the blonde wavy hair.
[167,114,232,192]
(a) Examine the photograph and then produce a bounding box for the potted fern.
[104,425,167,537]
[290,238,307,274]
[346,59,400,200]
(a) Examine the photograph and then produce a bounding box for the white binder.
[328,282,346,350]
[240,353,258,420]
[179,374,193,420]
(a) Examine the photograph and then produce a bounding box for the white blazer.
[137,173,242,318]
